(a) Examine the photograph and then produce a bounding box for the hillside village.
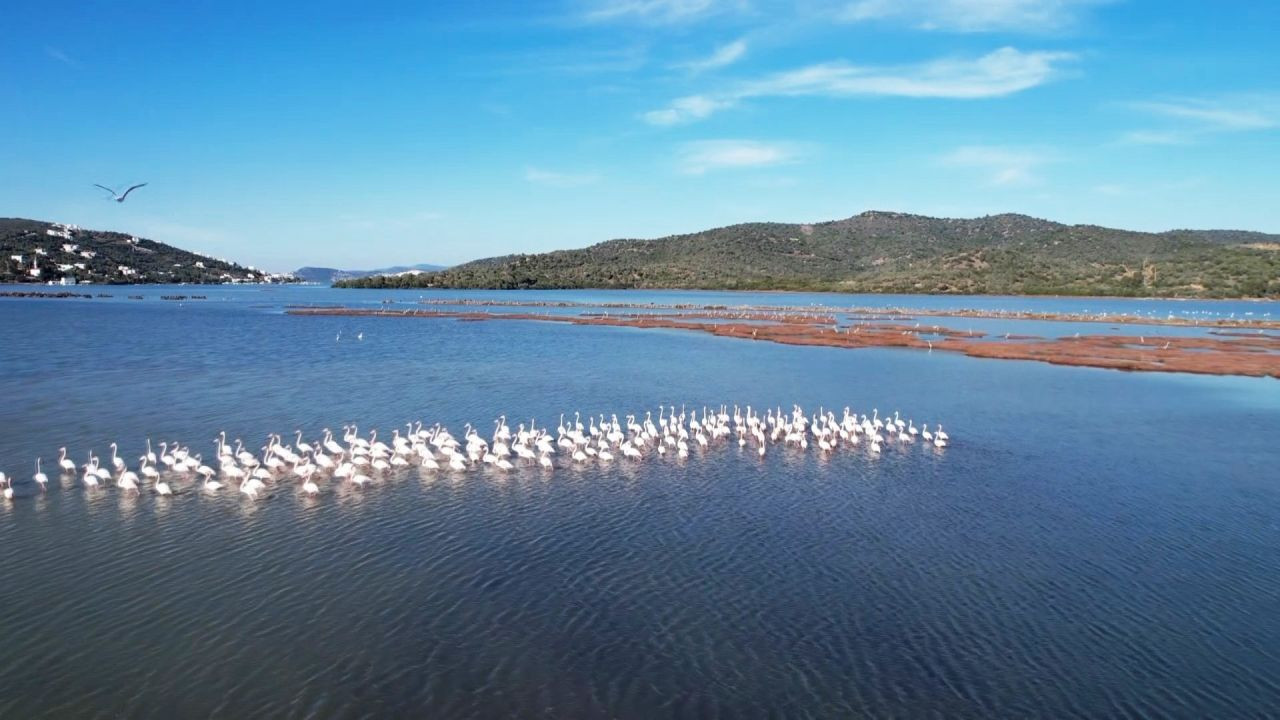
[0,219,294,285]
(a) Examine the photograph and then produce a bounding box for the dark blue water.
[1,287,1278,718]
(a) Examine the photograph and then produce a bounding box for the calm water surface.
[1,286,1278,718]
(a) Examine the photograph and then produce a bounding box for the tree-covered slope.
[338,212,1280,298]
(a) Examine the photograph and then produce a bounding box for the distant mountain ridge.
[1,218,291,285]
[337,211,1280,298]
[294,263,448,285]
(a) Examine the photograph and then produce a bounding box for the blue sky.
[2,1,1278,271]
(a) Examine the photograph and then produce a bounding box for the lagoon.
[1,285,1278,717]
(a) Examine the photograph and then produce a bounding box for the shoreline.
[286,307,1280,378]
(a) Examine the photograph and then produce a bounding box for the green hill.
[338,211,1280,298]
[0,218,290,285]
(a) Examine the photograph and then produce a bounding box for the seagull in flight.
[94,182,147,203]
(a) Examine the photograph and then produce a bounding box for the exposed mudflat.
[288,307,1280,378]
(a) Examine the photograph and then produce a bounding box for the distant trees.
[337,213,1280,299]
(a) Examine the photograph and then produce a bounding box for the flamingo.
[93,457,113,481]
[58,447,76,474]
[158,442,178,470]
[0,406,952,507]
[34,458,49,492]
[82,459,101,489]
[323,432,344,456]
[193,454,215,479]
[140,459,160,483]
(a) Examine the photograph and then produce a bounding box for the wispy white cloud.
[524,166,602,187]
[674,38,748,73]
[645,47,1075,125]
[678,139,803,174]
[1094,178,1205,196]
[1121,96,1279,145]
[838,0,1110,33]
[644,95,735,125]
[1118,129,1189,146]
[45,46,79,68]
[579,0,735,24]
[1131,99,1276,131]
[940,145,1054,186]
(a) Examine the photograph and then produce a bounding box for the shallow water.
[1,286,1279,718]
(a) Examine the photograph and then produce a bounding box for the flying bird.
[94,182,147,202]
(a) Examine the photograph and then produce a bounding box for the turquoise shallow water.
[1,286,1278,718]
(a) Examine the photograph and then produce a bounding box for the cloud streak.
[645,47,1076,125]
[838,0,1111,33]
[1122,96,1279,145]
[1132,99,1276,131]
[45,46,80,68]
[1118,130,1188,146]
[580,0,733,24]
[524,166,602,187]
[940,145,1053,186]
[677,139,803,174]
[675,38,748,73]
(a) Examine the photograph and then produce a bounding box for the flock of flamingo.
[0,405,950,502]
